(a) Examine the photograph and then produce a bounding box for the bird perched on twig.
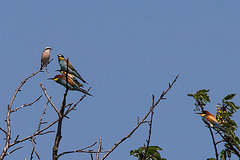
[40,47,53,75]
[48,75,92,96]
[57,70,84,88]
[57,54,87,84]
[196,110,227,133]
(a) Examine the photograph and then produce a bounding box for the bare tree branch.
[52,58,70,160]
[96,137,102,160]
[208,126,218,160]
[40,83,60,116]
[37,98,50,131]
[64,87,91,116]
[0,127,7,135]
[0,67,46,159]
[57,142,98,158]
[143,95,155,159]
[30,137,40,160]
[6,146,23,156]
[100,75,179,160]
[11,95,42,113]
[9,119,58,148]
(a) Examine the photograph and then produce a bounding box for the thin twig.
[57,142,98,158]
[96,137,102,160]
[11,95,42,113]
[64,87,91,116]
[5,146,23,155]
[9,119,58,147]
[40,83,60,116]
[208,127,218,160]
[100,75,179,160]
[38,130,55,135]
[37,99,50,131]
[0,127,7,135]
[13,135,19,143]
[143,95,155,159]
[31,137,40,160]
[1,67,46,159]
[216,139,224,145]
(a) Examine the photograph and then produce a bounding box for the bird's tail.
[215,123,227,133]
[77,87,92,96]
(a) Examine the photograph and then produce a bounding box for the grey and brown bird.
[40,47,53,75]
[48,75,92,96]
[196,110,227,133]
[57,54,87,83]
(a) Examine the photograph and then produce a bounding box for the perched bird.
[40,47,53,75]
[57,70,84,88]
[57,54,87,84]
[196,110,227,133]
[48,75,92,96]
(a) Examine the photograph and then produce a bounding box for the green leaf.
[187,94,194,97]
[207,158,216,160]
[223,94,236,101]
[220,149,226,160]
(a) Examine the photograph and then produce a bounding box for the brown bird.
[40,47,53,75]
[196,110,227,132]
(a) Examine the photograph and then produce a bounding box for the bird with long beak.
[57,54,87,84]
[196,110,227,133]
[48,75,92,96]
[56,70,84,88]
[40,47,53,75]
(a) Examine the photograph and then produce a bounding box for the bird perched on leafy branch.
[57,54,87,84]
[196,110,227,133]
[40,47,53,75]
[48,75,92,96]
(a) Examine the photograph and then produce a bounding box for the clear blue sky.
[0,1,240,160]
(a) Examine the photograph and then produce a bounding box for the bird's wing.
[66,60,75,70]
[205,114,218,125]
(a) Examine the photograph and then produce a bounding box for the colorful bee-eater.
[57,54,87,84]
[196,110,227,133]
[40,47,53,75]
[48,75,92,96]
[57,70,84,88]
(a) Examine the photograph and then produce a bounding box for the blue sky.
[0,1,240,159]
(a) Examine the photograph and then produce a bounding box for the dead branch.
[143,95,155,159]
[52,58,69,160]
[64,87,91,116]
[11,95,42,113]
[37,98,50,131]
[5,146,23,156]
[0,67,46,159]
[30,137,40,160]
[96,137,102,160]
[0,127,7,135]
[100,75,179,160]
[40,83,60,116]
[57,142,98,158]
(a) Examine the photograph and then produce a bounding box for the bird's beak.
[48,78,54,80]
[195,112,203,114]
[55,69,61,72]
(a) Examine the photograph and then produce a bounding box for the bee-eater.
[41,47,53,75]
[57,54,87,84]
[57,70,84,88]
[48,75,92,96]
[196,110,227,133]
